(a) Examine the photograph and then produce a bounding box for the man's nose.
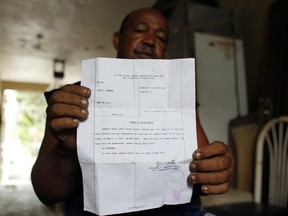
[142,33,156,48]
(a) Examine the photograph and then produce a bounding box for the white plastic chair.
[254,116,288,208]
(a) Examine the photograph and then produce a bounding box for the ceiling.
[0,0,156,85]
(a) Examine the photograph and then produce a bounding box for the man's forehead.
[126,9,168,30]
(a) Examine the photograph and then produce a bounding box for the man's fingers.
[190,155,230,172]
[44,84,91,152]
[59,84,91,97]
[193,141,228,160]
[48,84,90,109]
[188,170,232,185]
[49,117,80,131]
[50,90,90,108]
[188,171,230,194]
[200,183,230,195]
[46,119,78,150]
[46,103,88,120]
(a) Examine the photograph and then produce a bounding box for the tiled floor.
[0,184,54,216]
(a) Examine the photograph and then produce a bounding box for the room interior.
[0,0,287,215]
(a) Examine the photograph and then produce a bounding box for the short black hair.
[118,8,167,34]
[119,12,131,34]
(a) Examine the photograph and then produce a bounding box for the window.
[1,89,46,184]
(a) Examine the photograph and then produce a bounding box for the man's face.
[113,9,169,59]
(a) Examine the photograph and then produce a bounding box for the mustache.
[134,47,157,58]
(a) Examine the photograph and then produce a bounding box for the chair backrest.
[254,116,288,208]
[229,114,260,192]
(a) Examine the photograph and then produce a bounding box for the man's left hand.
[188,141,234,195]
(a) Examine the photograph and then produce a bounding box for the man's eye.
[134,29,145,33]
[157,36,167,43]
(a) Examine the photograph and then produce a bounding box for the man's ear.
[112,32,120,50]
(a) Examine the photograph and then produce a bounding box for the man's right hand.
[31,84,91,204]
[46,84,91,150]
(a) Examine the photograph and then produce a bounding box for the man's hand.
[46,84,91,150]
[31,84,91,204]
[188,141,234,195]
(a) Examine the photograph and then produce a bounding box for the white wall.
[195,32,247,143]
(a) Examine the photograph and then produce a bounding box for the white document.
[77,57,197,215]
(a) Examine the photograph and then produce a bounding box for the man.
[31,8,234,216]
